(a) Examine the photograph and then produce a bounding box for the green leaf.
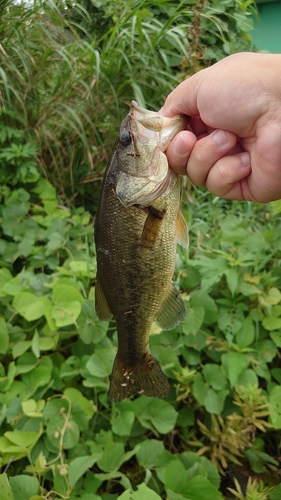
[51,301,81,327]
[111,408,135,436]
[86,349,115,378]
[204,388,228,415]
[192,373,209,405]
[163,460,187,493]
[0,317,9,354]
[4,430,40,449]
[221,352,249,387]
[224,268,238,295]
[181,475,224,500]
[269,385,281,429]
[270,483,281,500]
[136,439,165,468]
[68,454,102,488]
[0,473,14,500]
[120,483,162,500]
[203,364,227,391]
[77,300,108,344]
[235,315,255,347]
[64,388,95,420]
[52,284,84,304]
[97,442,125,472]
[149,399,178,434]
[13,292,44,321]
[10,476,39,500]
[182,306,205,335]
[47,416,80,450]
[262,316,281,331]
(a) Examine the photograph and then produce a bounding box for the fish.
[94,100,189,402]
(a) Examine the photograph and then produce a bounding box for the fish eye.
[120,130,132,147]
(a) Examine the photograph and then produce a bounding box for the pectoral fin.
[95,274,113,321]
[155,282,186,330]
[176,211,189,249]
[140,206,165,248]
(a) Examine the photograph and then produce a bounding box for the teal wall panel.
[251,1,281,52]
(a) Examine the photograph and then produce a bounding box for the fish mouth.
[116,101,185,207]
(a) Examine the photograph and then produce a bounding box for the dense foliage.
[0,0,255,204]
[0,1,280,499]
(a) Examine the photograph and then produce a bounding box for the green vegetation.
[0,1,280,499]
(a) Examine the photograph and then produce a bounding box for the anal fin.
[95,274,113,321]
[155,282,186,330]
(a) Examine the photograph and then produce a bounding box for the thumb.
[159,71,203,117]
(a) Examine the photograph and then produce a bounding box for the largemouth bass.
[94,101,189,402]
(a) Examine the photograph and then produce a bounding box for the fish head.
[115,101,188,207]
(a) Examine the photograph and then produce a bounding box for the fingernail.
[173,135,189,156]
[239,151,251,168]
[212,130,229,146]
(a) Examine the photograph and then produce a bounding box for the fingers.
[165,130,197,174]
[186,130,238,185]
[204,152,251,199]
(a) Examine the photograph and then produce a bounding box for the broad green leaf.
[136,439,165,468]
[97,442,125,472]
[203,364,227,391]
[10,475,39,500]
[12,341,32,359]
[265,287,281,305]
[13,292,44,321]
[86,349,115,378]
[0,268,13,297]
[52,284,84,304]
[224,268,238,295]
[237,369,258,388]
[270,330,281,347]
[77,300,108,344]
[149,400,178,434]
[68,454,102,488]
[120,483,162,500]
[22,365,52,391]
[22,399,45,418]
[111,408,135,436]
[0,317,9,354]
[182,306,205,335]
[192,373,209,405]
[4,430,40,449]
[51,301,81,327]
[270,483,281,500]
[163,459,187,493]
[181,475,224,500]
[235,315,255,347]
[204,388,228,415]
[47,416,80,450]
[269,385,281,429]
[0,473,14,500]
[64,388,95,419]
[255,340,277,364]
[262,316,281,331]
[221,352,249,387]
[179,452,220,488]
[191,293,218,325]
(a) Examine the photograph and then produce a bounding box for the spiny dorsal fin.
[95,274,113,321]
[155,282,186,331]
[176,211,189,249]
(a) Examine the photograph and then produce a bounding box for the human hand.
[160,52,281,202]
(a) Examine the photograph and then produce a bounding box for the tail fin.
[108,352,170,402]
